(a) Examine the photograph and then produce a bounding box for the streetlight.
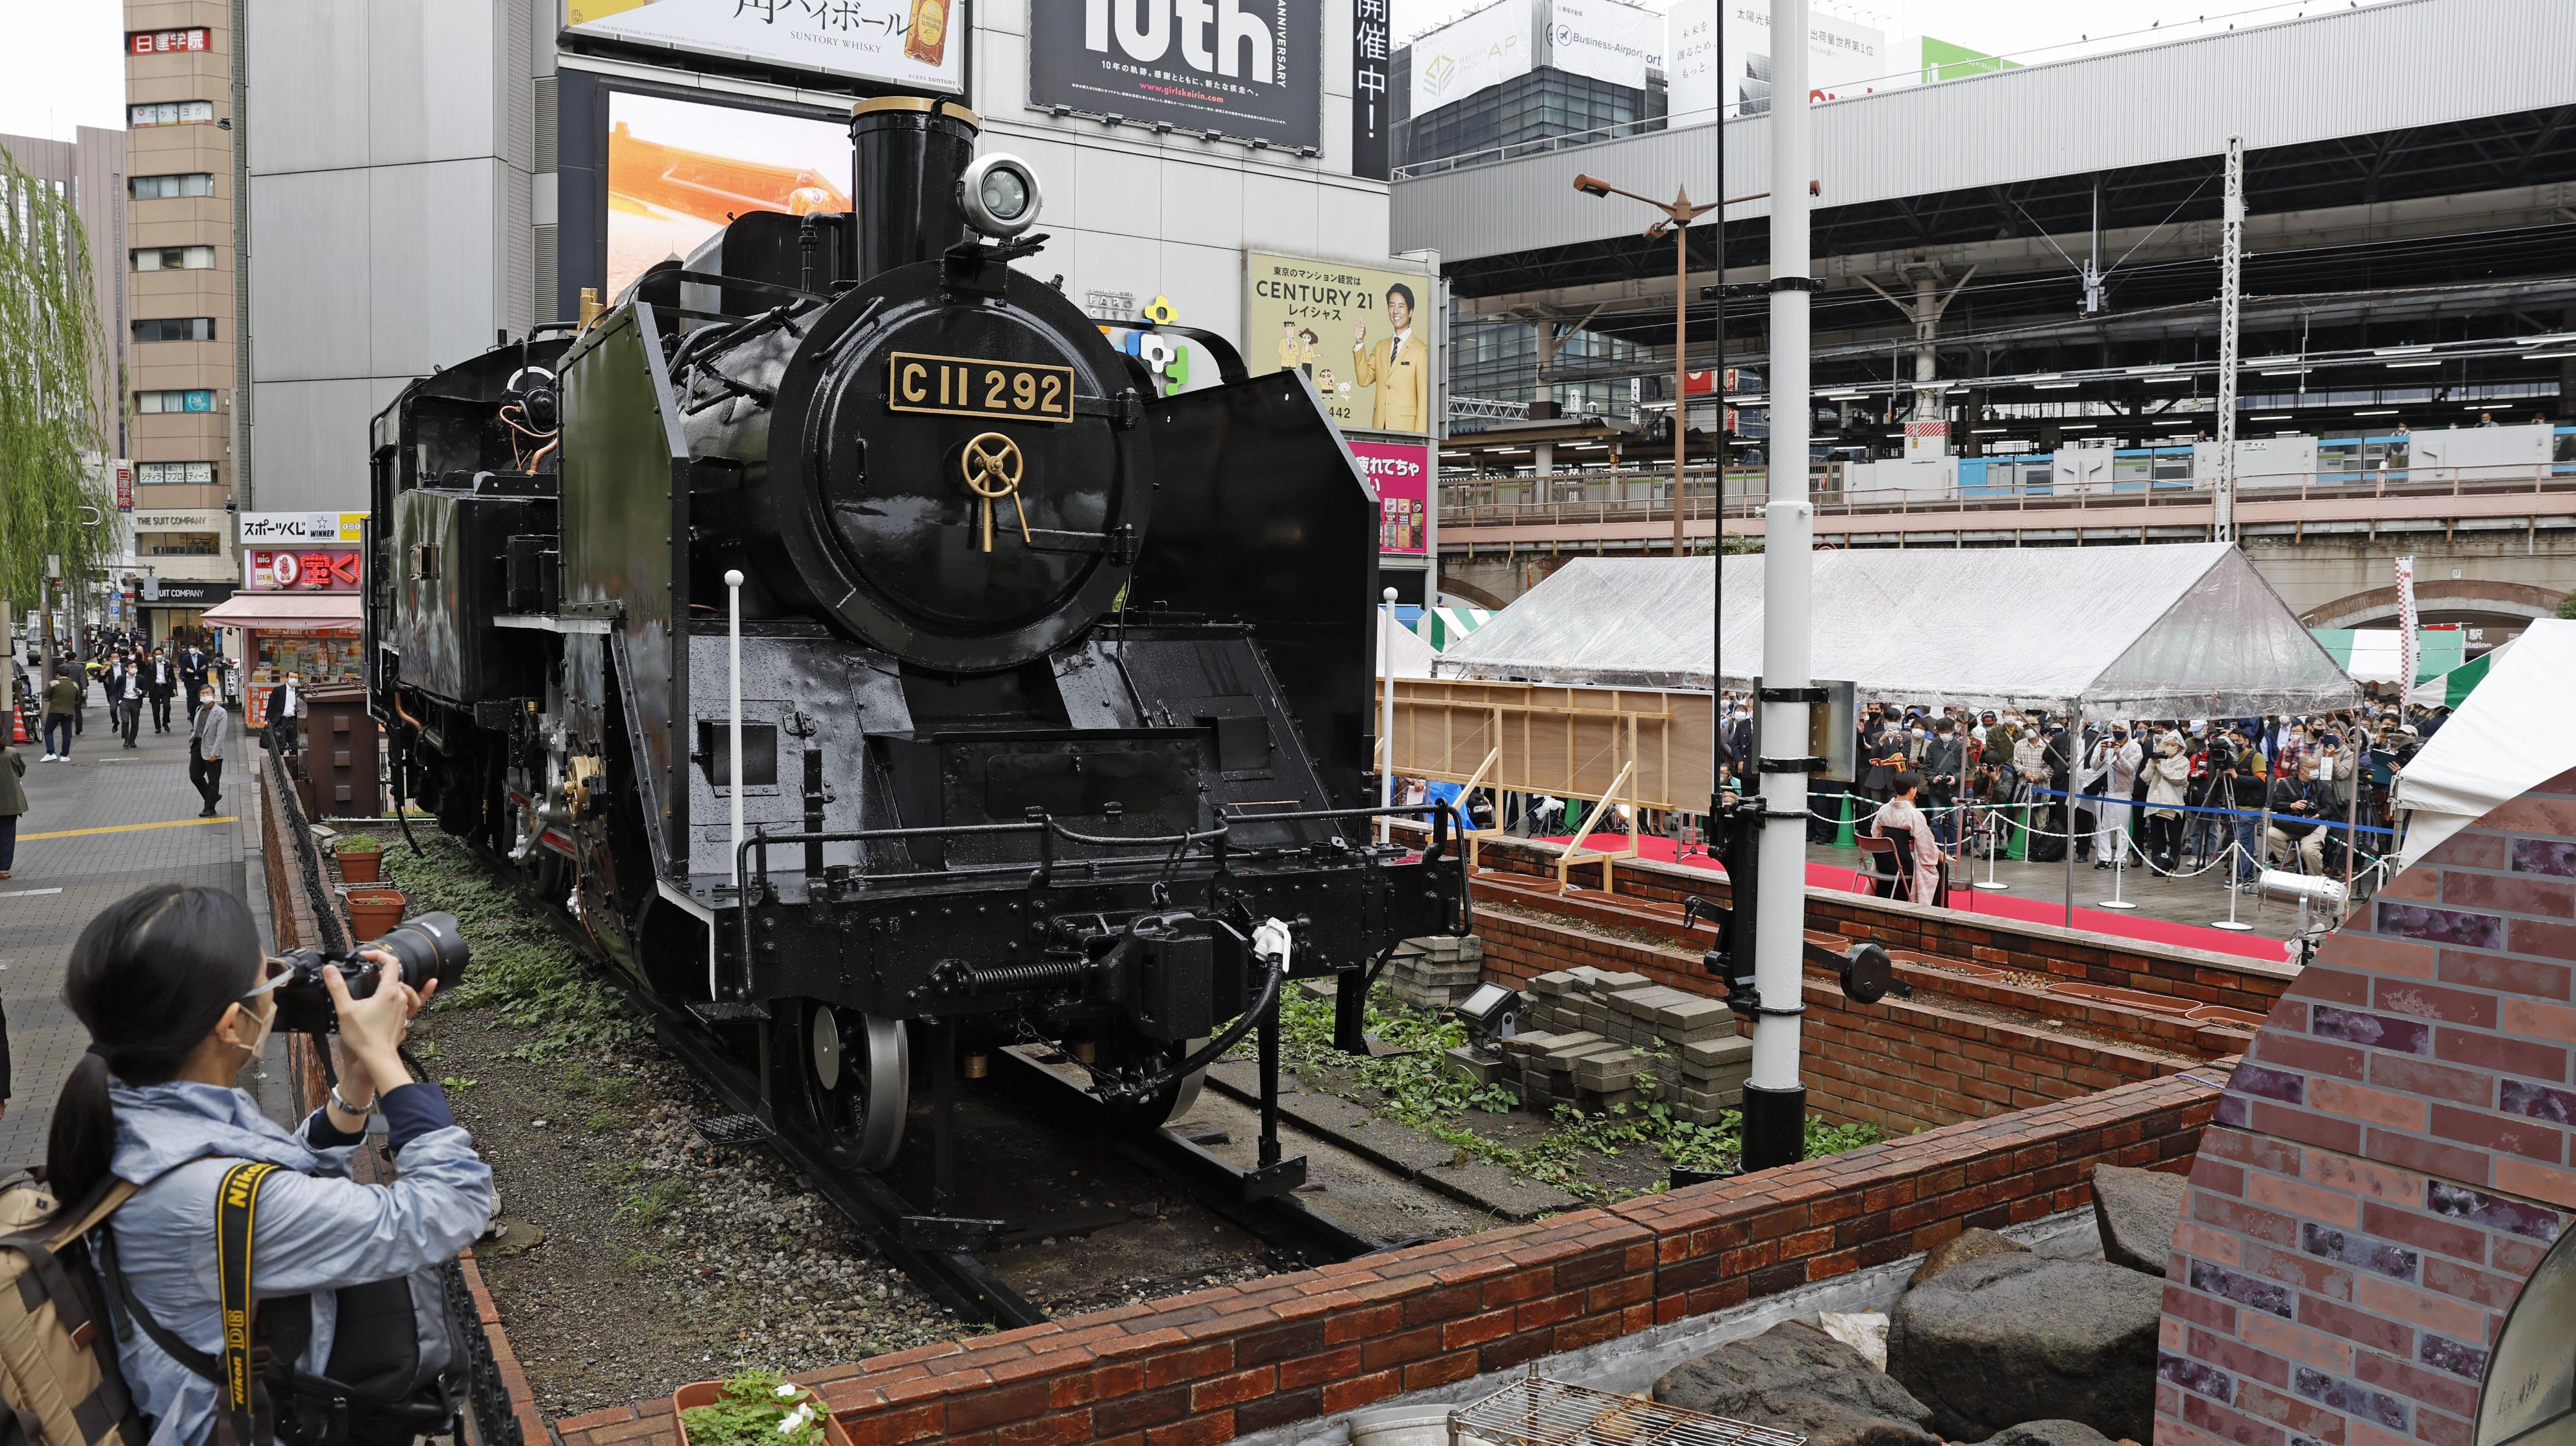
[1574,173,1716,557]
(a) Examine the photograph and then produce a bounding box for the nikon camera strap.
[215,1163,280,1446]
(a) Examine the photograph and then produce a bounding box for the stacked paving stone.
[1383,934,1485,1010]
[1497,967,1753,1123]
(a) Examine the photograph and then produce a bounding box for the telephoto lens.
[268,913,472,1034]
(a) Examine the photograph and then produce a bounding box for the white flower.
[774,1385,799,1399]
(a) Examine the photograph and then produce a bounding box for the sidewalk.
[0,695,278,1164]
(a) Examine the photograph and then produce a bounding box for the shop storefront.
[132,579,238,651]
[210,519,370,725]
[197,592,364,728]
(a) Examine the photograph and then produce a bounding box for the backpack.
[0,1171,147,1446]
[95,1164,465,1446]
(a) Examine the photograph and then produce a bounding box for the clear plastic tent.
[1433,544,2362,717]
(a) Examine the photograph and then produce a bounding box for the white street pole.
[724,567,745,999]
[1380,586,1398,843]
[1746,0,1814,1175]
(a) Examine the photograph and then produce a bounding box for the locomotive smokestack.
[850,97,980,283]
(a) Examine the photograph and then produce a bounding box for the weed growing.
[381,835,647,1060]
[1243,980,1882,1201]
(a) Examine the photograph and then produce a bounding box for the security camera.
[960,154,1043,240]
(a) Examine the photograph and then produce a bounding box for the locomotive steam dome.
[758,99,1153,675]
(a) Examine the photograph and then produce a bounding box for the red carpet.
[1537,833,2292,964]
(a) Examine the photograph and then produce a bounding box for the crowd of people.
[17,634,229,764]
[1716,697,2446,902]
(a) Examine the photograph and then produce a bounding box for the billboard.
[1028,0,1323,151]
[1408,0,1528,117]
[1668,0,1716,121]
[1722,1,1890,113]
[248,549,364,592]
[1246,253,1435,438]
[240,512,367,546]
[562,0,964,92]
[1352,440,1430,556]
[1546,0,1664,90]
[604,90,851,301]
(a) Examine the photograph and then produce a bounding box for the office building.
[123,0,245,637]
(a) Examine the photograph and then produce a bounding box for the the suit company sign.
[1030,0,1322,151]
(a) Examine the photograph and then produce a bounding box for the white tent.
[2392,619,2576,869]
[1435,545,2362,717]
[1381,614,1439,679]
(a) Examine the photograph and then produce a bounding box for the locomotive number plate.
[887,352,1076,424]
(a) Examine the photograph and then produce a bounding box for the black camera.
[270,913,470,1034]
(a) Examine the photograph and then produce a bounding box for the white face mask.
[234,998,275,1058]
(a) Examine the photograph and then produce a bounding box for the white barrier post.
[1977,804,2011,890]
[2099,830,2138,910]
[2210,842,2257,931]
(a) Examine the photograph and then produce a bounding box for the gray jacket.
[189,701,230,761]
[101,1079,493,1446]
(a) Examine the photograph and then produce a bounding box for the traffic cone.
[2008,803,2030,860]
[1835,793,1855,848]
[10,708,25,746]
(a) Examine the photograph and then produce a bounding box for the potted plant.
[336,833,384,884]
[675,1372,850,1446]
[344,887,406,941]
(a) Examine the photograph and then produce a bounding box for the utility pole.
[1572,175,1715,556]
[1745,0,1816,1175]
[2214,135,2246,544]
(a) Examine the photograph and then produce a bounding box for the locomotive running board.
[999,1045,1385,1268]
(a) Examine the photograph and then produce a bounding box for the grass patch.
[382,835,647,1060]
[1244,981,1882,1201]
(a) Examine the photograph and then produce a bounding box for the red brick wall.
[1476,908,2192,1135]
[2159,772,2576,1446]
[555,1072,2218,1446]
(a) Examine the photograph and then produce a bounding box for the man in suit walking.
[145,647,177,732]
[1350,282,1430,434]
[188,681,229,816]
[179,642,210,723]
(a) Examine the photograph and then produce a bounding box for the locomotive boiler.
[366,97,1466,1219]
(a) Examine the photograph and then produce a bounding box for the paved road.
[0,690,288,1164]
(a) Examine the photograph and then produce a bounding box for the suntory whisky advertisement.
[564,0,965,93]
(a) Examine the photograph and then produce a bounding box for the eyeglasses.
[240,956,292,1003]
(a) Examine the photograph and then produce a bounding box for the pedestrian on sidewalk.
[116,660,145,749]
[188,684,229,817]
[40,669,81,762]
[266,673,304,756]
[145,648,177,733]
[0,734,24,880]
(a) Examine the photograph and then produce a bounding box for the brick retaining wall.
[554,1070,2219,1446]
[1476,907,2193,1136]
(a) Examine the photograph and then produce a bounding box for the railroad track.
[486,852,1390,1329]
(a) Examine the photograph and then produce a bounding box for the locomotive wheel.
[1106,1040,1208,1130]
[799,1003,908,1171]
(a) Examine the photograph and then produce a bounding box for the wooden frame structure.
[1373,679,1714,890]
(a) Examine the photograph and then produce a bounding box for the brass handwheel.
[961,432,1030,553]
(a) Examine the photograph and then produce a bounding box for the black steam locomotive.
[365,97,1465,1198]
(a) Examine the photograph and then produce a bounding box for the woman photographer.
[49,884,494,1446]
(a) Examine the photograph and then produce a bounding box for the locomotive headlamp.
[960,154,1043,238]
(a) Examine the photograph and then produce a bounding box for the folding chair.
[1855,832,1905,899]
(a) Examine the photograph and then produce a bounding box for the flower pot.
[338,851,382,884]
[672,1382,852,1446]
[345,888,406,941]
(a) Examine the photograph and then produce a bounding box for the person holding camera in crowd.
[49,884,493,1446]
